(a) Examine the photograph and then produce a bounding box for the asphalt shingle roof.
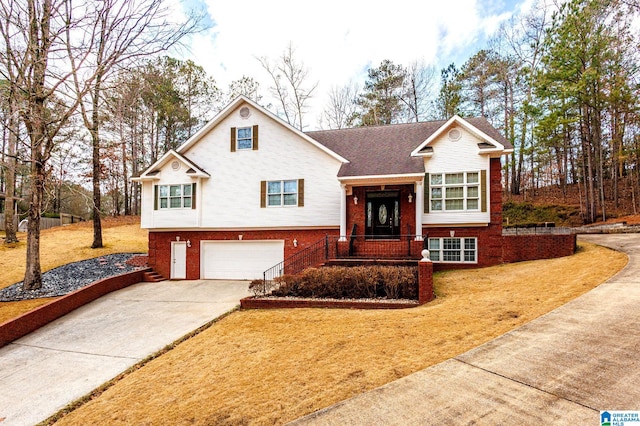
[306,117,511,178]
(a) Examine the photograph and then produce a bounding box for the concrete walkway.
[290,234,640,425]
[0,280,250,426]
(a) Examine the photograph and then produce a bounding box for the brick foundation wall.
[0,269,147,348]
[149,229,340,280]
[502,234,577,263]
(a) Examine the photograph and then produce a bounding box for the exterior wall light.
[354,196,358,205]
[293,239,298,248]
[186,240,191,248]
[408,194,413,203]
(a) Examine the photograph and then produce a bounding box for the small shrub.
[249,278,278,296]
[267,265,418,300]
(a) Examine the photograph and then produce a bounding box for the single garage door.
[201,240,285,280]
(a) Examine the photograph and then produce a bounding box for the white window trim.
[266,179,299,207]
[428,237,477,264]
[158,184,193,209]
[236,126,253,150]
[430,171,480,212]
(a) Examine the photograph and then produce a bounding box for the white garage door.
[201,240,285,280]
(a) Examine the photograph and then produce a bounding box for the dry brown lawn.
[0,217,147,324]
[54,241,627,426]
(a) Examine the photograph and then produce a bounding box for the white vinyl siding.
[182,105,342,229]
[422,126,491,226]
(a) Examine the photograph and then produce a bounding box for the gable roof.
[133,149,210,181]
[176,95,348,164]
[411,115,513,157]
[307,116,512,178]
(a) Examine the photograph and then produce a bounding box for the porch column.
[339,184,347,241]
[415,179,424,241]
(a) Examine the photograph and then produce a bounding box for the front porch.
[340,181,425,242]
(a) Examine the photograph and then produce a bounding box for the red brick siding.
[149,229,340,280]
[502,234,577,263]
[418,260,434,304]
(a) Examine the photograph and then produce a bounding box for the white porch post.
[339,184,347,241]
[415,180,424,241]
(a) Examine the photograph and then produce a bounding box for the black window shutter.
[192,182,197,209]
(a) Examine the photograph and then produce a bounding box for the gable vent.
[239,106,251,119]
[171,160,180,171]
[448,128,461,141]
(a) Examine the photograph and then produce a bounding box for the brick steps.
[143,270,166,282]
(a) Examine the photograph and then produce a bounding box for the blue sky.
[172,0,534,127]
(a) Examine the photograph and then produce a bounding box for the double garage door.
[201,240,284,280]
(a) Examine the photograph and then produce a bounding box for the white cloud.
[179,0,524,128]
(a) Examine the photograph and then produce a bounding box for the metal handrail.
[261,235,330,292]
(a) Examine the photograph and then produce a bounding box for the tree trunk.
[23,151,45,290]
[91,76,104,248]
[4,99,19,244]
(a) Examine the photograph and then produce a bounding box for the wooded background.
[1,0,639,286]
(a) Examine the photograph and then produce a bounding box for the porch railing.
[261,235,335,290]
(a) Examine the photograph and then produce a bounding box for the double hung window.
[430,172,480,211]
[236,127,253,150]
[157,184,193,209]
[267,180,298,206]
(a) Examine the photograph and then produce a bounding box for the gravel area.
[0,253,146,302]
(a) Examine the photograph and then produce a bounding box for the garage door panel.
[201,240,284,280]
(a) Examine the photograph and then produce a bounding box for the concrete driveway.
[290,234,640,425]
[0,279,250,426]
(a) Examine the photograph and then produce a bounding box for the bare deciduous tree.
[66,0,203,249]
[319,82,359,129]
[258,43,318,130]
[401,61,437,122]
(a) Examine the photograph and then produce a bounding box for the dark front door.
[366,192,400,238]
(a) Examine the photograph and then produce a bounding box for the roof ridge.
[306,119,452,134]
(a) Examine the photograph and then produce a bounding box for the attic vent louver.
[448,128,461,141]
[239,106,251,119]
[171,160,180,171]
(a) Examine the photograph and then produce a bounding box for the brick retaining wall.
[0,269,148,348]
[502,234,577,263]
